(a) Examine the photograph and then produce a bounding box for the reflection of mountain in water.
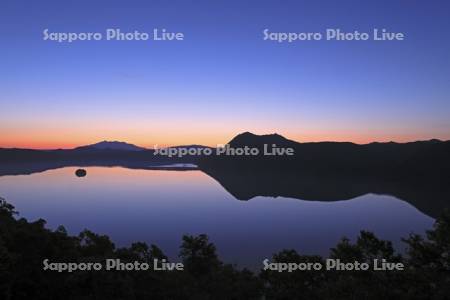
[1,133,449,219]
[201,168,449,219]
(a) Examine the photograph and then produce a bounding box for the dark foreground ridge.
[0,197,449,299]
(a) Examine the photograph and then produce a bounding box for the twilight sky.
[1,0,450,149]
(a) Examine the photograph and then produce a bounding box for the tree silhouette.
[0,198,449,299]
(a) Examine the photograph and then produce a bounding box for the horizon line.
[0,134,446,151]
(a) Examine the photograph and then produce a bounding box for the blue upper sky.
[1,0,450,148]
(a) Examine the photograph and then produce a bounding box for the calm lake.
[0,166,434,269]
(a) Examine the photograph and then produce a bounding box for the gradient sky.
[1,0,450,149]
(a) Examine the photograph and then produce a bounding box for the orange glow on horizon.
[1,130,447,150]
[2,111,449,149]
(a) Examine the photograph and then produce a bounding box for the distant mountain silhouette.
[229,132,296,148]
[0,141,216,173]
[1,132,449,179]
[0,141,211,176]
[199,132,450,179]
[0,132,449,217]
[75,141,147,151]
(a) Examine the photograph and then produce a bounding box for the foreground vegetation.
[0,197,448,299]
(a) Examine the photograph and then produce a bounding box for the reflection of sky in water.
[0,167,434,269]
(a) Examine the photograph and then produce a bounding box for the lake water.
[0,166,434,269]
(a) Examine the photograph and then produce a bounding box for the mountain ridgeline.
[199,132,450,179]
[75,141,147,152]
[0,133,449,218]
[2,133,449,178]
